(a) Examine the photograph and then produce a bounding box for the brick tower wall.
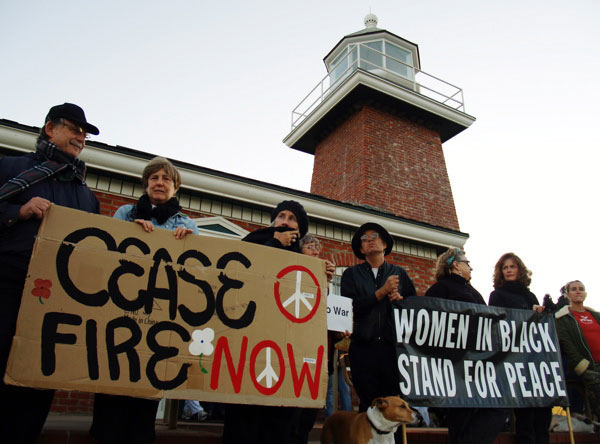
[310,104,460,231]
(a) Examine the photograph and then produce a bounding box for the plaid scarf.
[0,140,87,202]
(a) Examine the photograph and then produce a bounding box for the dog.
[320,395,417,444]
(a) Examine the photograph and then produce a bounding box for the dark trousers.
[514,407,552,444]
[349,340,406,443]
[290,407,319,444]
[223,404,296,444]
[446,407,508,444]
[581,362,600,418]
[0,262,55,444]
[90,393,159,444]
[349,340,400,412]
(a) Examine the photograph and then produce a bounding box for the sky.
[1,0,599,306]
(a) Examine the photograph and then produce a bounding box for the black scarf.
[243,226,301,253]
[501,281,539,307]
[133,193,181,225]
[0,140,87,202]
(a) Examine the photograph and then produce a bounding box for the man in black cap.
[341,222,416,420]
[0,103,100,442]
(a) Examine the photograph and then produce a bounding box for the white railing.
[290,42,467,130]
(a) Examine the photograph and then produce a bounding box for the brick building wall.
[311,104,460,231]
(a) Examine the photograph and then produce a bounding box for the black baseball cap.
[45,103,99,135]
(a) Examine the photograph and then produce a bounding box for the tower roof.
[323,15,421,69]
[284,15,475,153]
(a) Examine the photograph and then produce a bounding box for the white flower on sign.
[189,328,215,356]
[188,328,215,374]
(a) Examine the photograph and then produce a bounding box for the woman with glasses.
[288,234,339,444]
[425,248,479,303]
[341,222,416,419]
[90,156,197,444]
[299,234,335,281]
[489,252,549,444]
[425,248,508,444]
[299,236,347,417]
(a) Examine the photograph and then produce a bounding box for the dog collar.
[366,414,391,435]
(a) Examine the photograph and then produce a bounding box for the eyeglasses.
[60,120,90,140]
[305,244,320,252]
[456,260,470,266]
[360,232,380,242]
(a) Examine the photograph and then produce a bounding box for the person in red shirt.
[555,280,600,419]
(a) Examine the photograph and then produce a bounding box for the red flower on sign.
[32,279,52,304]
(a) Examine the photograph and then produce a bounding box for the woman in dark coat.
[425,248,508,444]
[488,252,550,444]
[222,200,309,444]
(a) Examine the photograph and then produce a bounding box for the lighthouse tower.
[283,15,475,231]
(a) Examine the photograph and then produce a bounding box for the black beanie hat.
[271,200,309,238]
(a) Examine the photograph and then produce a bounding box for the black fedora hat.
[46,103,99,135]
[351,222,394,259]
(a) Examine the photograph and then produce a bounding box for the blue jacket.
[0,151,99,267]
[113,204,199,234]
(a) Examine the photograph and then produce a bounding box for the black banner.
[394,297,568,408]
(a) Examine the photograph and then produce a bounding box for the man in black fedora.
[341,222,416,420]
[0,103,100,442]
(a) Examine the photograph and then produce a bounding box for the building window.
[385,41,413,79]
[359,39,415,81]
[329,266,347,296]
[330,45,358,85]
[361,41,383,71]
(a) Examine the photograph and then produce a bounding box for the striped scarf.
[0,140,87,202]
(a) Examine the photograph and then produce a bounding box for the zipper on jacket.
[570,313,594,363]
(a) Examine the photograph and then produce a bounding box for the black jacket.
[489,281,539,310]
[425,274,486,305]
[0,151,99,270]
[555,305,600,376]
[341,261,415,344]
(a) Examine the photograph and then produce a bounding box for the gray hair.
[37,118,63,144]
[299,234,321,250]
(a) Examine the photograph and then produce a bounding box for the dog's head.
[371,396,417,425]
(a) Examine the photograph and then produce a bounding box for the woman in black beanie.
[222,200,309,444]
[242,199,309,252]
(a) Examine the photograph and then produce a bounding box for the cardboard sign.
[5,205,328,408]
[395,297,568,408]
[326,294,352,333]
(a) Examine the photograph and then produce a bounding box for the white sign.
[326,294,353,333]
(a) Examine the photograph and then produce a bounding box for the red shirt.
[571,310,600,362]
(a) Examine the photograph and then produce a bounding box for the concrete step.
[39,414,600,444]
